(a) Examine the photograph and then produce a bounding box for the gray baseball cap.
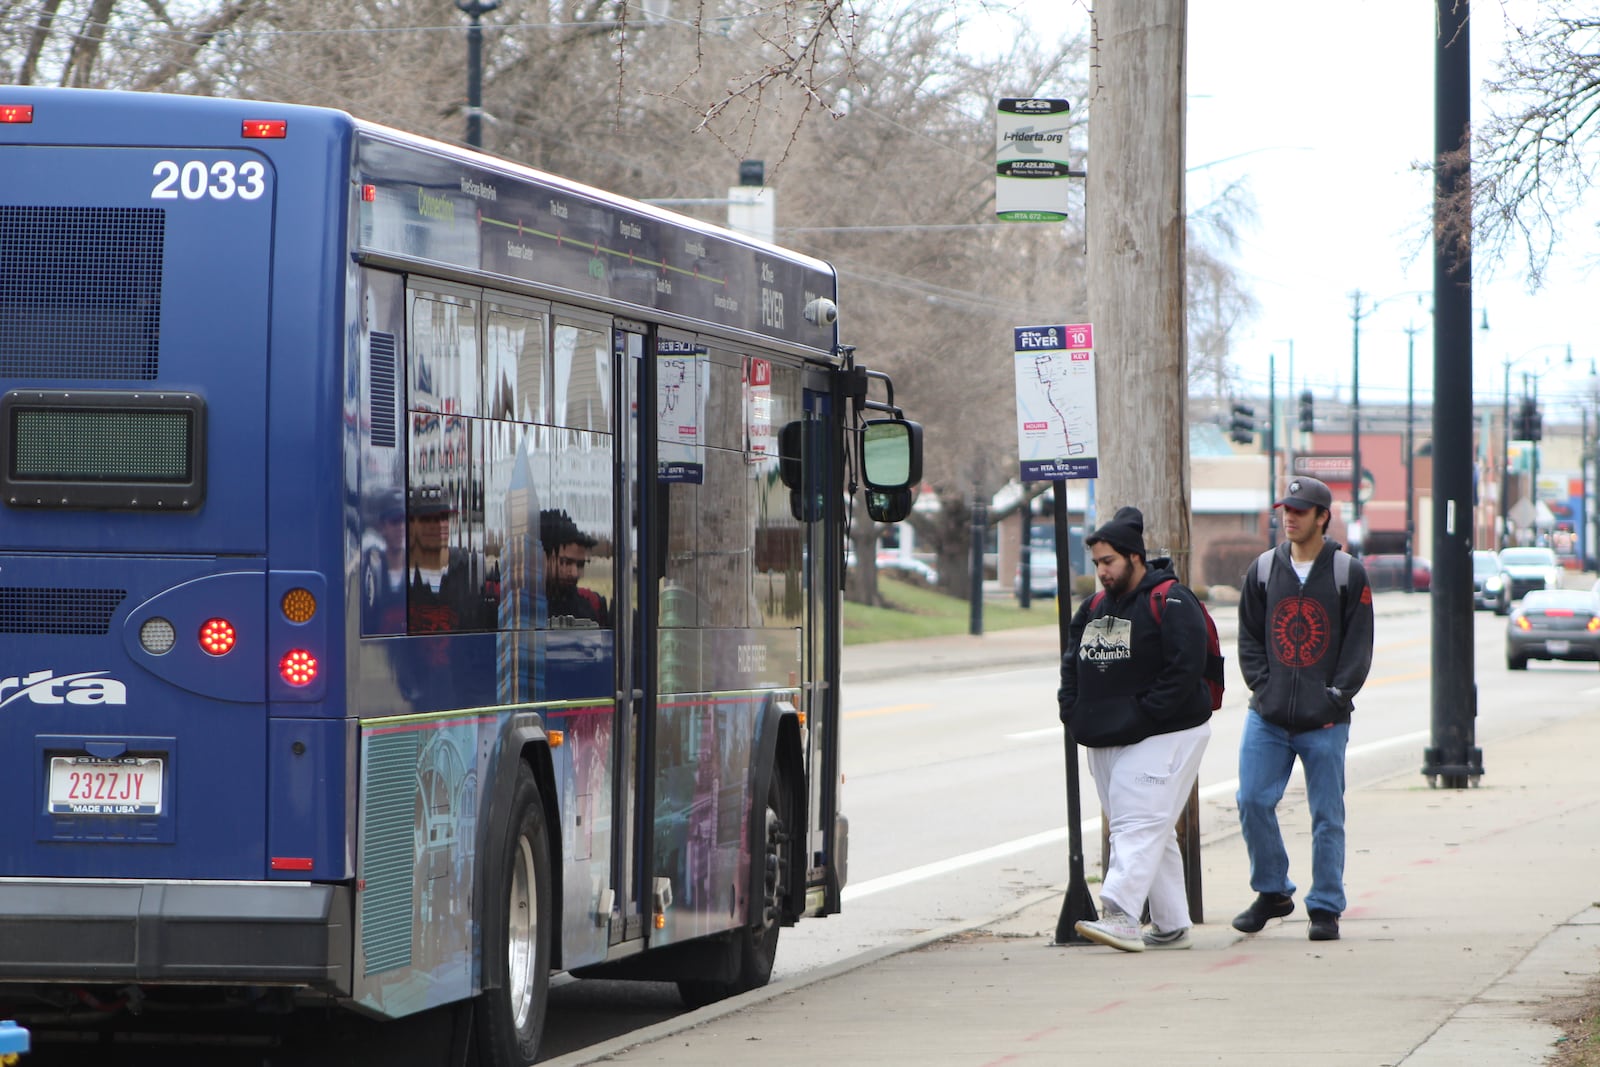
[1275,476,1333,510]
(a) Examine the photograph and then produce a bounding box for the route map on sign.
[1013,323,1098,480]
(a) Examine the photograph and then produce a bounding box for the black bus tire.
[677,763,789,1008]
[475,762,552,1067]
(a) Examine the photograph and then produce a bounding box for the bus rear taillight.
[199,618,236,656]
[0,105,33,123]
[280,650,317,686]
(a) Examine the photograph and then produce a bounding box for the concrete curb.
[536,888,1064,1066]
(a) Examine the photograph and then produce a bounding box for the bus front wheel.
[677,763,789,1008]
[476,762,552,1066]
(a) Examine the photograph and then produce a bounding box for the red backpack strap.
[1089,590,1105,611]
[1149,578,1176,621]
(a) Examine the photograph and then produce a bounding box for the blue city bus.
[0,87,920,1062]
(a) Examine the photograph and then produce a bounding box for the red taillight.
[199,618,237,655]
[0,105,33,124]
[280,649,318,686]
[241,119,286,139]
[1546,609,1575,617]
[361,184,377,202]
[270,857,314,872]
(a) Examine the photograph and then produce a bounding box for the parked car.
[845,551,938,586]
[1014,552,1058,598]
[1497,546,1564,601]
[877,554,938,585]
[1363,554,1431,593]
[1472,550,1511,614]
[1505,589,1600,669]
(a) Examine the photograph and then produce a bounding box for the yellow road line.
[845,703,933,720]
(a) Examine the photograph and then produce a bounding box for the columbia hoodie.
[1237,540,1375,733]
[1058,558,1214,747]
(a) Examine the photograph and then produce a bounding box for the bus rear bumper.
[0,880,351,993]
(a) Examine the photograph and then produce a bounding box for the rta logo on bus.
[0,670,128,709]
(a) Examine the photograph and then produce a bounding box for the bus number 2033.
[151,159,267,201]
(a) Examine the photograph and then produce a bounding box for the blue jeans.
[1236,710,1349,916]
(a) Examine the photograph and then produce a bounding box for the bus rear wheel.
[677,764,789,1009]
[475,763,551,1066]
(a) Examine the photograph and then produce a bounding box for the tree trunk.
[1086,0,1191,581]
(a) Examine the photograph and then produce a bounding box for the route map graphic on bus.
[1013,323,1098,480]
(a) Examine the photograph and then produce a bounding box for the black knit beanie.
[1087,506,1146,561]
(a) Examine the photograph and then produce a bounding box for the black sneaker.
[1308,909,1341,941]
[1231,892,1295,933]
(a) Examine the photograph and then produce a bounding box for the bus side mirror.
[861,419,922,492]
[778,421,806,491]
[865,488,913,524]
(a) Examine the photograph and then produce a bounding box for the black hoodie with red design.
[1238,540,1375,733]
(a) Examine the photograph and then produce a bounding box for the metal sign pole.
[1050,481,1097,944]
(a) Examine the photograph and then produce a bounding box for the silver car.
[1505,589,1600,670]
[1496,547,1563,602]
[1473,551,1510,614]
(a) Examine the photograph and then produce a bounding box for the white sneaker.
[1074,907,1145,952]
[1142,926,1192,950]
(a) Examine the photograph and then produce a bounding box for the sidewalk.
[843,588,1429,684]
[541,590,1600,1066]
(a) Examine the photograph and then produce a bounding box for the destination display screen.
[2,390,205,510]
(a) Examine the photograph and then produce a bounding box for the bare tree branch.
[1446,3,1600,283]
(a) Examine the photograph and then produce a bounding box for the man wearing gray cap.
[1233,476,1374,942]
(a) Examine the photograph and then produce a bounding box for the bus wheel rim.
[508,835,537,1029]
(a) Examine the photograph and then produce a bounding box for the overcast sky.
[984,0,1599,414]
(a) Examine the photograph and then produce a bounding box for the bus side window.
[554,321,610,431]
[409,289,482,416]
[485,305,546,423]
[406,414,489,633]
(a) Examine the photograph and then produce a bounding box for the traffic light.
[1298,390,1314,433]
[1229,403,1255,445]
[1528,403,1544,441]
[1515,397,1538,440]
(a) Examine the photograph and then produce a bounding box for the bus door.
[610,323,651,944]
[800,378,846,913]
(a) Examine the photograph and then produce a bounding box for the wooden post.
[1088,0,1201,922]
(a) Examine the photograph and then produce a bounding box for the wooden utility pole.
[1086,0,1200,920]
[1086,0,1190,570]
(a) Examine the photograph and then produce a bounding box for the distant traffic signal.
[1514,397,1542,440]
[1230,403,1255,445]
[1298,390,1314,433]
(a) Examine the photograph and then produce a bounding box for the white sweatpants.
[1086,721,1211,933]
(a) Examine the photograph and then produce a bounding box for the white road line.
[846,729,1433,901]
[1004,726,1061,741]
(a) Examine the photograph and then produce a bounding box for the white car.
[1496,547,1563,602]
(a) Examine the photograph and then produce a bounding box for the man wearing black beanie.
[1059,506,1214,952]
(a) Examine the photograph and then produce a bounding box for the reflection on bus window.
[485,305,546,423]
[407,412,491,633]
[409,291,482,416]
[554,321,610,431]
[541,508,610,627]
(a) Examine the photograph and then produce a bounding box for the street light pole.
[1404,321,1421,592]
[1349,292,1365,539]
[1528,373,1541,540]
[1500,357,1513,550]
[1268,353,1278,546]
[457,0,500,148]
